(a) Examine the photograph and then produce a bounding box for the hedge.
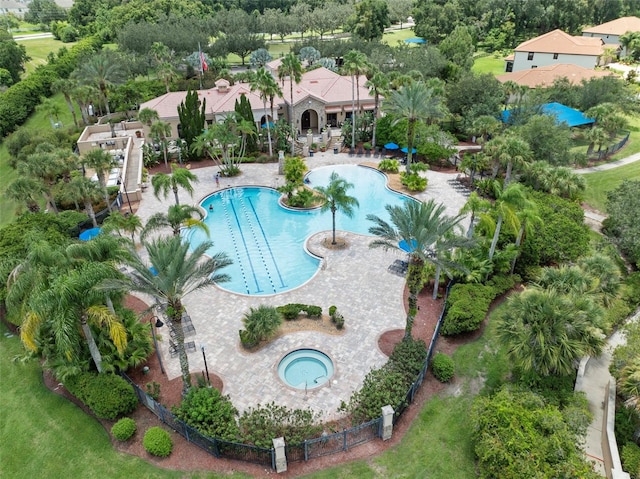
[65,372,137,420]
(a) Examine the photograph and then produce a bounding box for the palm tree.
[5,177,45,212]
[102,211,143,243]
[469,115,502,145]
[578,254,621,307]
[365,71,389,150]
[487,181,528,261]
[82,148,119,212]
[510,199,541,274]
[382,81,447,173]
[141,204,209,240]
[71,84,96,125]
[483,133,532,186]
[585,126,608,156]
[101,235,232,395]
[157,62,178,94]
[150,120,172,167]
[72,50,127,117]
[138,107,160,127]
[459,192,491,238]
[314,172,359,245]
[367,200,473,337]
[496,286,605,377]
[151,164,198,205]
[37,97,62,128]
[52,78,79,128]
[278,53,302,157]
[251,67,282,157]
[342,50,369,150]
[59,171,104,228]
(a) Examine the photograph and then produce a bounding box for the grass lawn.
[0,322,248,479]
[16,37,76,76]
[582,160,640,212]
[381,28,417,46]
[611,114,640,160]
[472,53,506,76]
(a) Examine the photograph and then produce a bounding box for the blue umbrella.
[79,227,101,241]
[261,121,275,128]
[401,147,417,154]
[384,142,399,150]
[149,266,158,276]
[398,239,418,253]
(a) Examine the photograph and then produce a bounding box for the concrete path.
[135,153,469,420]
[574,152,640,174]
[578,310,639,477]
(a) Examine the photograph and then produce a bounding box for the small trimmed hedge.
[65,372,137,420]
[431,353,455,382]
[143,427,173,457]
[111,417,137,441]
[276,303,322,320]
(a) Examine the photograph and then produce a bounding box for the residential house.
[582,16,640,57]
[497,63,615,88]
[0,0,27,17]
[505,29,606,73]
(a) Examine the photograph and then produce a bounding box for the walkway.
[574,151,640,174]
[133,153,469,420]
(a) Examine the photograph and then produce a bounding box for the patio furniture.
[169,339,196,357]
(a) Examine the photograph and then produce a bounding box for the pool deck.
[134,153,469,420]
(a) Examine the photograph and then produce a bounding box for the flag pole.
[198,42,203,89]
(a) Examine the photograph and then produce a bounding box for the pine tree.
[177,89,206,161]
[234,94,258,153]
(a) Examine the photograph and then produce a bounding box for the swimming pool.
[188,164,413,295]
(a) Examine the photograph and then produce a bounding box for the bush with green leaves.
[431,353,455,382]
[441,283,495,335]
[388,337,428,382]
[143,427,173,457]
[172,386,239,440]
[65,372,137,420]
[487,274,520,296]
[238,402,322,448]
[111,417,137,441]
[378,159,399,173]
[303,305,322,318]
[623,443,640,478]
[288,188,316,208]
[239,305,283,346]
[276,303,306,320]
[399,164,429,191]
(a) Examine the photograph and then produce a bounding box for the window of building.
[527,52,534,61]
[553,53,559,60]
[505,61,513,73]
[327,113,338,127]
[531,65,537,69]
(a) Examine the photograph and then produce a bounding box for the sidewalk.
[574,152,640,174]
[577,310,639,477]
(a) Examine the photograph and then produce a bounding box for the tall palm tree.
[496,286,604,377]
[138,107,160,127]
[578,254,621,307]
[141,204,209,240]
[278,53,302,157]
[365,70,389,149]
[251,67,282,157]
[483,133,532,186]
[469,115,502,145]
[101,235,232,395]
[314,171,359,245]
[151,164,198,205]
[37,97,62,128]
[71,84,96,125]
[58,171,104,228]
[102,211,142,243]
[82,148,119,213]
[5,177,45,213]
[52,78,80,128]
[342,50,369,150]
[367,200,473,337]
[72,50,128,117]
[459,191,491,238]
[150,120,172,167]
[156,62,178,94]
[382,81,447,173]
[487,181,528,261]
[510,199,541,274]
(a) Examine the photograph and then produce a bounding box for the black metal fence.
[122,281,453,469]
[588,130,630,162]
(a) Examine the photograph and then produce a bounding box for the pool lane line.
[247,197,287,289]
[221,195,253,294]
[228,197,262,293]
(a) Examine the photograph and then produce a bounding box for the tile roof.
[497,64,615,88]
[279,67,372,107]
[515,29,605,56]
[583,16,640,35]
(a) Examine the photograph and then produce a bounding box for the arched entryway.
[301,109,319,133]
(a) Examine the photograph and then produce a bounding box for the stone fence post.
[381,405,394,440]
[273,437,287,473]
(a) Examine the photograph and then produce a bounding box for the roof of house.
[496,64,615,88]
[515,29,605,56]
[139,68,373,119]
[582,16,640,35]
[0,0,26,10]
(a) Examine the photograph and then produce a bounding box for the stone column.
[381,405,394,441]
[272,437,287,473]
[278,150,285,175]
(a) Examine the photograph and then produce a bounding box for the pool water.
[277,349,334,389]
[189,164,412,295]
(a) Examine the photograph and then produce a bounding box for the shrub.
[111,417,137,441]
[238,402,322,448]
[400,172,427,191]
[334,316,345,329]
[431,353,455,382]
[487,274,520,296]
[441,283,495,335]
[378,159,399,173]
[145,381,160,400]
[240,305,282,345]
[65,373,137,420]
[288,188,315,207]
[303,305,322,318]
[622,443,640,479]
[172,386,239,440]
[143,427,173,457]
[388,337,428,382]
[276,303,305,320]
[328,305,337,317]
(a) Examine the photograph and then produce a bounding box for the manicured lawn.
[611,114,640,160]
[381,28,418,46]
[583,160,640,212]
[472,53,507,76]
[0,322,248,479]
[16,37,76,76]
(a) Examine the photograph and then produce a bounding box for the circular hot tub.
[277,349,334,389]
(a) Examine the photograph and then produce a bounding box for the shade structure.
[398,239,418,253]
[79,227,101,241]
[384,142,399,150]
[400,147,417,154]
[501,102,594,127]
[261,122,275,128]
[405,37,427,44]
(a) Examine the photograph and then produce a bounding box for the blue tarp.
[405,38,427,44]
[79,227,101,241]
[502,102,595,127]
